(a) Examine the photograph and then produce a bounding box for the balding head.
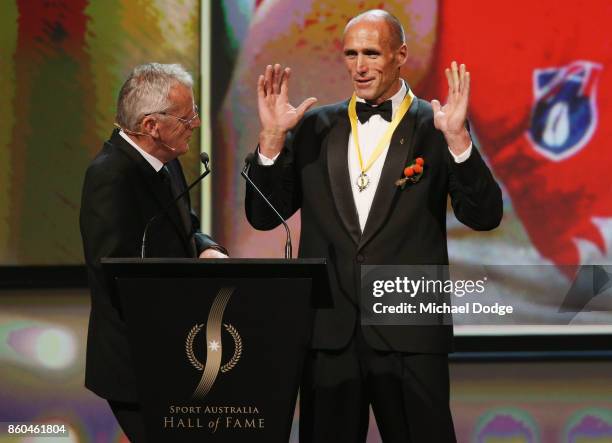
[344,9,405,49]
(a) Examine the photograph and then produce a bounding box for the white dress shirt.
[258,81,472,232]
[119,130,164,172]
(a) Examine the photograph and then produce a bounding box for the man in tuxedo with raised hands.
[245,9,502,443]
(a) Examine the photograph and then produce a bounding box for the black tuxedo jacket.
[80,129,223,401]
[246,97,502,353]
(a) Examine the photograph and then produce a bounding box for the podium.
[102,258,331,443]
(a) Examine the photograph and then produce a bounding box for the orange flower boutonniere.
[395,157,425,189]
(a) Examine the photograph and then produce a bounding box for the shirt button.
[356,254,365,263]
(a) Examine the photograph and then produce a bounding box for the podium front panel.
[116,276,313,443]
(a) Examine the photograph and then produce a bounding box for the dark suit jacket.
[246,97,502,354]
[80,129,224,401]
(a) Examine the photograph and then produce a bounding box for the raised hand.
[431,61,471,155]
[257,64,317,158]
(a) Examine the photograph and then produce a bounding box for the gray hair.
[116,63,194,131]
[344,9,406,48]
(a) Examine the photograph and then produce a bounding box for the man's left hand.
[431,61,472,156]
[199,248,228,259]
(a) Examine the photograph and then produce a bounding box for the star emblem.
[208,340,220,352]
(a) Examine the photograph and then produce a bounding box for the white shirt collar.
[119,130,164,172]
[355,79,407,118]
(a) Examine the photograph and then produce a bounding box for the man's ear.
[140,115,159,137]
[396,43,408,68]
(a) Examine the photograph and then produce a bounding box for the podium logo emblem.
[185,287,243,399]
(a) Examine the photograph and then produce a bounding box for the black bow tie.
[356,100,393,123]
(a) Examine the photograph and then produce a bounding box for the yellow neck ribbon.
[348,88,414,189]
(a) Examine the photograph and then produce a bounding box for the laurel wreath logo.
[185,323,242,373]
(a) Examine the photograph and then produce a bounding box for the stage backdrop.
[211,0,612,330]
[0,0,610,328]
[0,0,201,265]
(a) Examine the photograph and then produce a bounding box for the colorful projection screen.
[211,0,612,332]
[0,1,610,331]
[0,0,202,265]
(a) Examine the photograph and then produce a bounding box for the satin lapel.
[359,98,420,250]
[327,103,361,245]
[111,131,190,247]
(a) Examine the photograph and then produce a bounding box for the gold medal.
[357,172,370,192]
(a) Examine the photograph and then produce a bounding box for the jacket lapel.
[166,159,198,256]
[358,98,420,250]
[110,130,191,250]
[326,102,361,245]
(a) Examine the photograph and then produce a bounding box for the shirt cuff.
[449,142,473,163]
[203,244,228,256]
[257,148,280,165]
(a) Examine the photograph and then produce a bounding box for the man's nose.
[356,55,368,74]
[190,115,201,129]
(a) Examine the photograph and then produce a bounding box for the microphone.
[140,152,211,258]
[241,153,293,259]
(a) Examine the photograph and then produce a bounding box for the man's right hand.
[257,64,317,158]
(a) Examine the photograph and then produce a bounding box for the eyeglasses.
[144,105,200,129]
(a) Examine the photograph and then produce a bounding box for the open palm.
[431,61,470,136]
[257,64,317,133]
